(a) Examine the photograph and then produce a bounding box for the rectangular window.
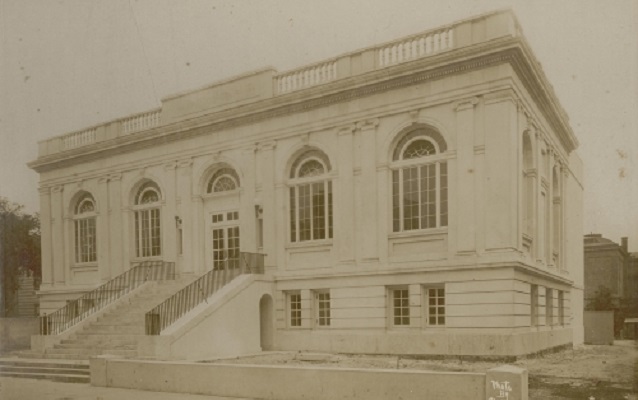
[531,284,539,326]
[74,218,97,263]
[546,288,554,326]
[290,181,333,243]
[288,292,302,327]
[393,161,448,232]
[391,287,410,326]
[425,286,445,326]
[558,290,565,325]
[315,290,331,327]
[135,208,161,258]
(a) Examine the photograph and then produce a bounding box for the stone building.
[29,10,583,359]
[583,234,629,306]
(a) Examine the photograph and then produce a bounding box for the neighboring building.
[29,10,583,358]
[583,234,628,306]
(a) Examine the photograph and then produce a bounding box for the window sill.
[389,227,448,240]
[286,240,333,251]
[72,263,98,270]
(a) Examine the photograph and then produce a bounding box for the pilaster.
[240,147,257,253]
[38,186,53,289]
[50,185,65,285]
[163,162,178,262]
[355,118,379,261]
[97,176,111,281]
[108,173,124,275]
[337,124,356,263]
[454,97,479,254]
[177,159,193,274]
[258,141,277,270]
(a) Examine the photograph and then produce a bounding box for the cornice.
[29,37,577,173]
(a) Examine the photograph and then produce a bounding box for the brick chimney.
[621,237,628,252]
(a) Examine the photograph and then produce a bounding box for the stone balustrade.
[121,109,161,135]
[377,28,454,67]
[36,11,518,158]
[275,60,338,94]
[62,128,96,150]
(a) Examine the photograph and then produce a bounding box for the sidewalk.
[0,377,253,400]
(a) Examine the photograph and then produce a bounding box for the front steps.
[0,358,89,383]
[22,279,191,360]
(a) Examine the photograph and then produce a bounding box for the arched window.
[552,167,561,267]
[391,128,448,232]
[74,194,97,263]
[134,181,162,258]
[288,149,333,242]
[206,167,240,193]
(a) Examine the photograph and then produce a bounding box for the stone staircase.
[0,358,89,383]
[21,279,191,360]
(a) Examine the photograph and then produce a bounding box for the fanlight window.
[289,150,333,243]
[391,129,448,232]
[74,194,97,263]
[134,181,162,258]
[207,168,240,193]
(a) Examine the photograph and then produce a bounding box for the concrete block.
[90,354,121,387]
[486,365,528,400]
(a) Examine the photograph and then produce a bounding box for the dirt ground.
[205,341,637,400]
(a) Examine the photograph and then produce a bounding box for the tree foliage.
[0,196,41,316]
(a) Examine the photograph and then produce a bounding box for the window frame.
[313,289,331,328]
[390,135,449,234]
[288,153,334,244]
[73,195,97,264]
[287,291,302,328]
[389,286,410,327]
[423,285,446,328]
[133,183,162,259]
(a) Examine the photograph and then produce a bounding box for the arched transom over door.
[204,166,241,271]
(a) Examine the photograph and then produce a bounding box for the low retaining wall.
[91,357,527,400]
[0,317,38,353]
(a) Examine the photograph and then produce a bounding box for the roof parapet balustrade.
[275,59,338,94]
[376,27,454,67]
[121,108,162,135]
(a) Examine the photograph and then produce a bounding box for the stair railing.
[145,252,264,335]
[39,261,175,335]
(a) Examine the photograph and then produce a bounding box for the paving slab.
[0,377,254,400]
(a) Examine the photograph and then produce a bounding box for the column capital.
[454,96,479,112]
[98,176,110,184]
[108,173,122,181]
[337,124,356,136]
[257,140,277,151]
[38,186,51,195]
[356,118,379,132]
[164,161,178,171]
[177,158,193,168]
[51,185,64,194]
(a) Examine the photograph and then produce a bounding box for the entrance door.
[211,211,240,270]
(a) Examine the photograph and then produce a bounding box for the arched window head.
[288,149,333,242]
[207,167,240,193]
[290,148,331,179]
[391,128,448,232]
[133,181,162,258]
[75,195,96,215]
[298,159,325,177]
[135,181,161,205]
[73,193,97,263]
[402,139,437,159]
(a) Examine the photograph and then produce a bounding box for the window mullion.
[435,162,440,228]
[295,186,300,242]
[399,169,404,231]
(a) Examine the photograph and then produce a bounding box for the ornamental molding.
[108,173,122,181]
[164,161,178,171]
[51,185,64,193]
[356,118,380,132]
[29,45,578,173]
[257,140,277,151]
[454,96,480,112]
[337,124,356,136]
[177,159,194,168]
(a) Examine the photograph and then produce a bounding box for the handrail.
[39,261,175,335]
[145,252,264,335]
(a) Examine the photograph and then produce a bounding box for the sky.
[0,0,637,250]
